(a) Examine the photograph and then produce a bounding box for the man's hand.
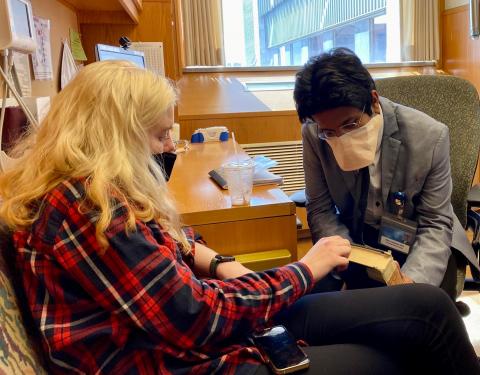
[390,261,414,285]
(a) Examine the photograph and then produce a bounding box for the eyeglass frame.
[157,129,190,152]
[158,129,172,142]
[314,105,366,140]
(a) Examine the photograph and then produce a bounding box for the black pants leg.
[254,343,409,375]
[255,284,479,375]
[440,253,457,300]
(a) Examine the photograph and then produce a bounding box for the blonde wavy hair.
[0,60,190,252]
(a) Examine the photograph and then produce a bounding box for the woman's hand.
[299,236,351,282]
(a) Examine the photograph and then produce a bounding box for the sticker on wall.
[69,29,87,61]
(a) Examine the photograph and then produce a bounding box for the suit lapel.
[381,138,401,205]
[380,98,402,205]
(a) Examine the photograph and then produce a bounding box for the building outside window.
[222,0,401,68]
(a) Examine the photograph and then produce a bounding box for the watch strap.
[209,254,236,278]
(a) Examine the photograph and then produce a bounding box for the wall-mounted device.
[0,0,40,172]
[129,42,165,76]
[0,0,37,53]
[119,36,131,50]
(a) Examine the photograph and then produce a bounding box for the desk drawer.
[191,215,298,260]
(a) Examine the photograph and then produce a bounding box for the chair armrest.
[467,184,480,208]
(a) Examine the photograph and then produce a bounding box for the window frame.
[173,0,441,76]
[182,60,437,74]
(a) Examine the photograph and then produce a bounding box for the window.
[182,0,437,69]
[221,0,400,68]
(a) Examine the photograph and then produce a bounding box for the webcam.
[119,36,131,50]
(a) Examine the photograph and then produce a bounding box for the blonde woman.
[0,61,478,375]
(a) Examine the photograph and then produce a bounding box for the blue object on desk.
[219,131,229,141]
[191,132,205,143]
[191,130,229,143]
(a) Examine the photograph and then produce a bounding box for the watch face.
[217,255,235,262]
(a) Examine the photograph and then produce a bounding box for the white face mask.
[325,113,383,171]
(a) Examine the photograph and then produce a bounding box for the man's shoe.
[455,301,471,317]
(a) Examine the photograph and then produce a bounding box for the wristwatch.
[209,254,236,278]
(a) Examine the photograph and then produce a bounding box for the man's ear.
[371,90,381,114]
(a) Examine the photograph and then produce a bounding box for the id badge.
[379,213,417,254]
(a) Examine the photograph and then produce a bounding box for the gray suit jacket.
[303,97,479,285]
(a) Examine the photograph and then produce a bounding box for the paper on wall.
[60,41,79,90]
[32,17,53,80]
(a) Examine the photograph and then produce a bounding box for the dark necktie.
[351,167,370,244]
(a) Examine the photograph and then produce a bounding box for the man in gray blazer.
[295,48,479,299]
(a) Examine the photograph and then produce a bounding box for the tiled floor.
[459,291,480,355]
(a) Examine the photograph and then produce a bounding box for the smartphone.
[251,325,310,374]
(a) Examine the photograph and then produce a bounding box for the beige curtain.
[400,0,440,61]
[182,0,225,66]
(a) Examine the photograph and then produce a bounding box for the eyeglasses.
[158,129,171,142]
[316,105,366,140]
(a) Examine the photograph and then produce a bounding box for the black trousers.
[254,284,479,375]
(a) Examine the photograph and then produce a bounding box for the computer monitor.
[0,0,36,53]
[95,44,146,68]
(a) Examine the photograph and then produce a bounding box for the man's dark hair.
[294,48,376,122]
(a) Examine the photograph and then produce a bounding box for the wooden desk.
[176,68,441,144]
[168,140,298,259]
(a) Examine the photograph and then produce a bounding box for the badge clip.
[393,191,406,218]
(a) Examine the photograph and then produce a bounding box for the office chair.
[292,75,480,296]
[375,75,480,295]
[466,185,480,288]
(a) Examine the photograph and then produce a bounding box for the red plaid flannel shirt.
[14,179,314,374]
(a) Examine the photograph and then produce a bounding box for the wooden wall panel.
[29,0,79,97]
[62,0,123,11]
[442,6,480,90]
[77,10,133,24]
[443,5,480,184]
[79,0,179,79]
